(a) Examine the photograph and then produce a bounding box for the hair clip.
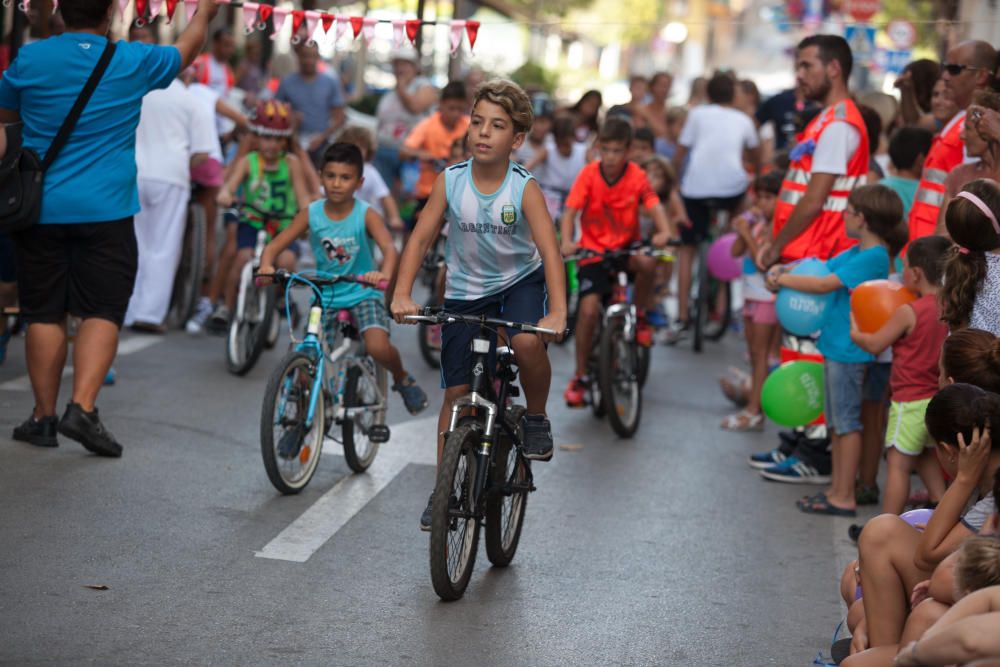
[958,246,971,255]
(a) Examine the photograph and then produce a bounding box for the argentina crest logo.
[500,203,517,225]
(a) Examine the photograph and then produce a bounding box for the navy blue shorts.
[236,223,300,257]
[0,233,16,283]
[440,267,547,388]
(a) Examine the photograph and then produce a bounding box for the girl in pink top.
[851,235,953,514]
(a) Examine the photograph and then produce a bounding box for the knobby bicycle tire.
[599,318,642,438]
[485,405,528,567]
[341,363,385,473]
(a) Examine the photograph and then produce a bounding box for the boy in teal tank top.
[260,143,428,415]
[390,79,568,531]
[218,105,312,320]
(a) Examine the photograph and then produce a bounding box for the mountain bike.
[566,245,673,438]
[258,269,390,494]
[404,308,560,601]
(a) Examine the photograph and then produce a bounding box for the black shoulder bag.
[0,39,116,233]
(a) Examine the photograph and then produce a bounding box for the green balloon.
[761,361,825,427]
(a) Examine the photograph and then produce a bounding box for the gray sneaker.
[522,414,553,461]
[207,305,230,335]
[185,298,214,335]
[393,375,428,415]
[663,320,689,346]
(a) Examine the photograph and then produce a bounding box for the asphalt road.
[0,310,867,666]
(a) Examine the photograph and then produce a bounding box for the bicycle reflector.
[307,307,323,335]
[472,338,491,354]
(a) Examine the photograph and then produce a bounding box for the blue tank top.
[443,159,542,300]
[308,199,380,308]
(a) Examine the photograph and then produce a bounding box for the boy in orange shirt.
[559,118,674,407]
[400,81,470,224]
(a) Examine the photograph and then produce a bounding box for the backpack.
[0,39,116,233]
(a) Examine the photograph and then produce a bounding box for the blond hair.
[338,126,375,161]
[471,79,533,134]
[955,535,1000,597]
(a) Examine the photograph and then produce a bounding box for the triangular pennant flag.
[349,16,363,39]
[391,19,405,49]
[256,3,272,30]
[183,0,196,22]
[362,17,377,43]
[148,0,163,20]
[270,7,290,41]
[405,19,420,46]
[305,11,320,43]
[135,0,148,21]
[165,0,180,22]
[117,0,129,20]
[334,15,349,43]
[465,20,480,51]
[449,20,465,54]
[241,1,258,32]
[320,12,334,33]
[290,10,305,42]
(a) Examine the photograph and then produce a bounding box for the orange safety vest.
[772,99,869,262]
[908,111,965,242]
[193,53,235,91]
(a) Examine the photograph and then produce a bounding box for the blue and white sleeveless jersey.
[443,159,543,300]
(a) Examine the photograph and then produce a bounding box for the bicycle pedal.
[368,425,391,443]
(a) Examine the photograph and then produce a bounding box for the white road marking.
[0,335,163,392]
[255,415,438,563]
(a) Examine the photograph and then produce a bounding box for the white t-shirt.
[679,104,759,198]
[515,139,545,168]
[539,136,588,197]
[135,80,216,188]
[375,77,434,148]
[187,82,224,162]
[811,121,861,175]
[357,162,390,217]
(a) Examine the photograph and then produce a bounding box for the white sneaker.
[185,298,214,335]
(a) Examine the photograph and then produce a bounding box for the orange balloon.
[851,280,918,333]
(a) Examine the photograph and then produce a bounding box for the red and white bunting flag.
[392,19,405,49]
[349,16,363,39]
[117,0,129,20]
[362,17,377,43]
[449,20,465,54]
[466,20,480,51]
[290,9,305,41]
[335,15,350,43]
[164,0,179,22]
[242,1,258,32]
[183,0,196,23]
[320,12,335,34]
[405,19,420,46]
[271,6,290,40]
[305,11,320,43]
[148,0,163,20]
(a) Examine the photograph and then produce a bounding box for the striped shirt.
[443,159,542,300]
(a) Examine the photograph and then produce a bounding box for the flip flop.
[799,494,857,517]
[797,491,827,508]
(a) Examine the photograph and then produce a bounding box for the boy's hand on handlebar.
[362,271,387,287]
[651,231,672,248]
[390,295,421,324]
[536,311,567,343]
[560,240,577,257]
[255,262,276,286]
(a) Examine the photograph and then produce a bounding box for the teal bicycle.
[258,269,390,494]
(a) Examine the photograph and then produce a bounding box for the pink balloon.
[901,508,934,531]
[707,232,743,281]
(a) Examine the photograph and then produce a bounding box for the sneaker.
[747,447,790,470]
[185,298,214,335]
[522,413,553,461]
[12,414,59,448]
[420,493,434,532]
[57,402,123,458]
[564,375,588,408]
[206,305,230,335]
[646,307,668,329]
[759,456,831,484]
[663,320,689,346]
[635,318,654,348]
[103,367,117,386]
[392,375,428,415]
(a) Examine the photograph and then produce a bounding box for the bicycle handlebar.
[256,269,389,291]
[563,243,678,263]
[403,307,564,337]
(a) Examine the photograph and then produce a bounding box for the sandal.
[798,493,857,517]
[720,410,764,432]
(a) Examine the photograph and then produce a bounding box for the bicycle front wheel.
[598,318,642,438]
[485,406,529,567]
[226,279,275,376]
[341,363,386,473]
[260,350,326,494]
[429,423,481,601]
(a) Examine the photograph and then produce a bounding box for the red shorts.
[191,158,224,188]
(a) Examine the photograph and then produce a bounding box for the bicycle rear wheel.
[341,363,385,473]
[598,317,642,438]
[167,203,206,329]
[485,406,529,567]
[260,350,325,494]
[429,423,481,601]
[226,277,275,376]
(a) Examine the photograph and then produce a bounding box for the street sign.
[886,19,916,49]
[847,0,880,21]
[876,49,913,75]
[845,24,877,65]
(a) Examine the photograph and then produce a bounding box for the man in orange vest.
[193,28,235,99]
[758,35,869,269]
[911,40,996,240]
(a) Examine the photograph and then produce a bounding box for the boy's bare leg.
[628,254,657,309]
[362,328,407,383]
[25,322,68,418]
[512,333,550,416]
[675,245,696,324]
[882,448,914,515]
[574,294,601,377]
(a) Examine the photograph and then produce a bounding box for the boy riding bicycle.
[559,118,674,408]
[215,100,311,325]
[259,142,429,415]
[390,79,567,531]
